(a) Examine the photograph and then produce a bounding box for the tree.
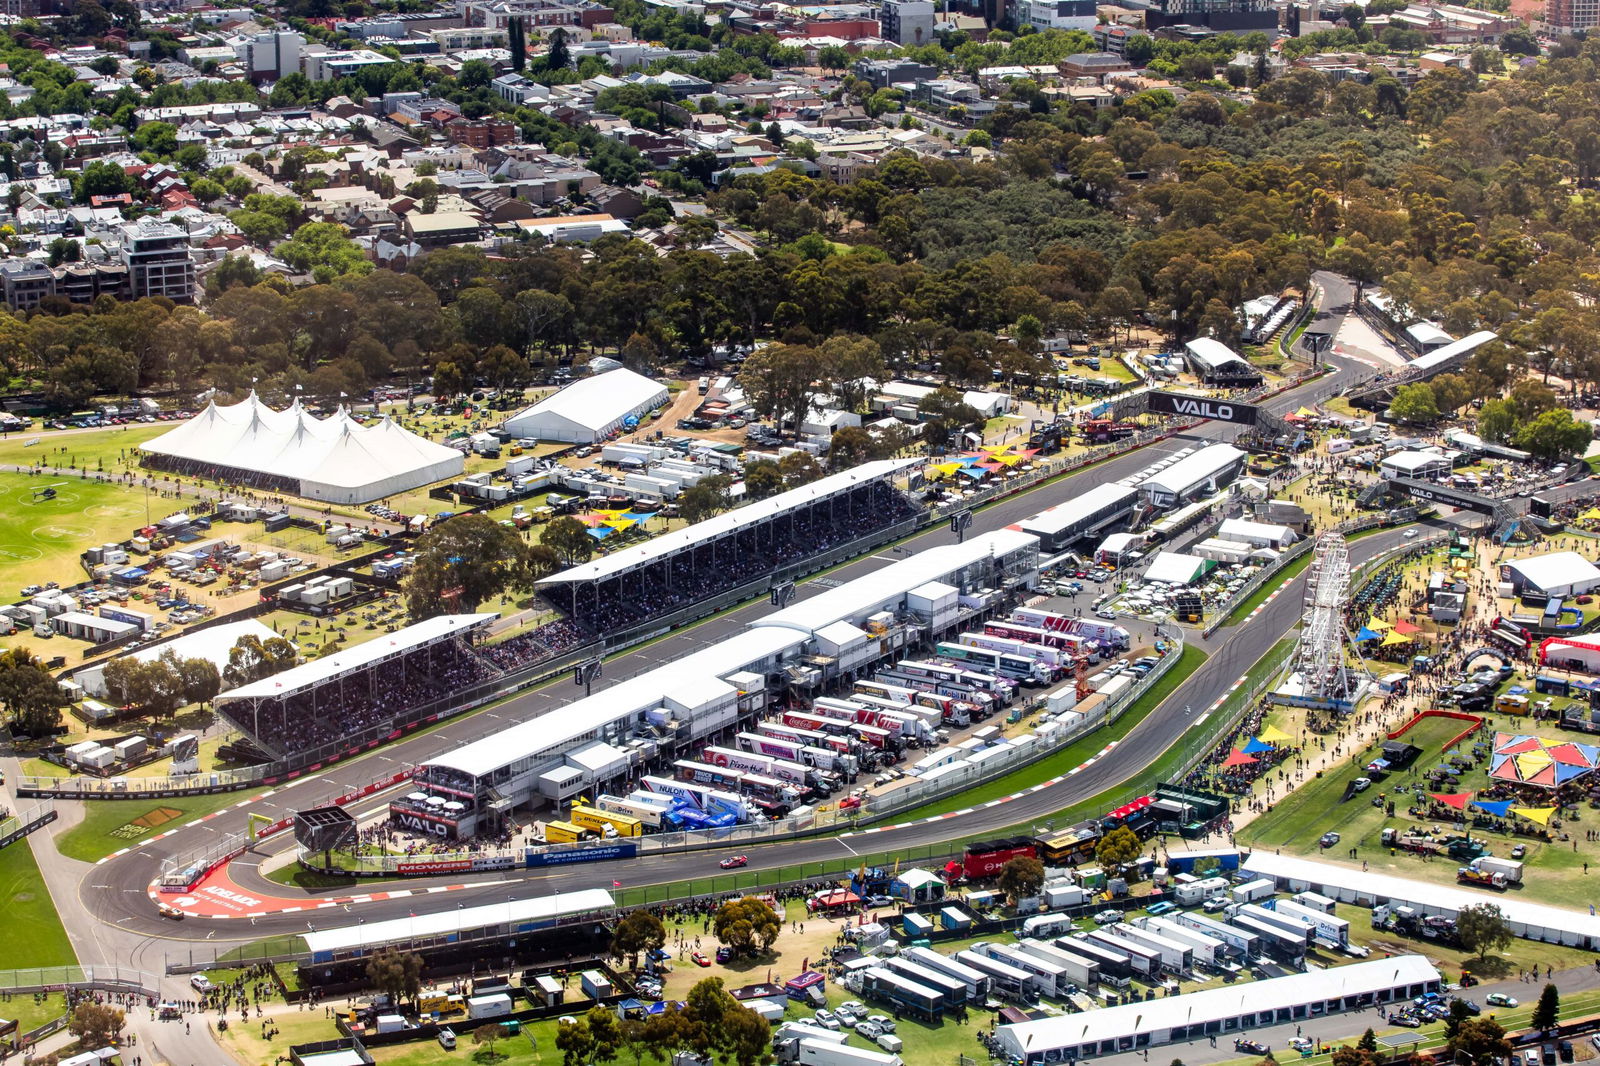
[740,343,820,436]
[743,459,784,499]
[365,949,423,1004]
[1478,398,1517,443]
[277,221,373,284]
[997,855,1046,901]
[557,1014,597,1066]
[917,387,982,451]
[1357,1030,1378,1053]
[1445,998,1474,1040]
[403,513,550,618]
[543,515,596,568]
[712,897,782,957]
[1389,383,1440,424]
[611,910,667,971]
[679,474,732,523]
[1448,1016,1513,1066]
[1331,1048,1379,1066]
[1500,26,1538,55]
[222,634,298,689]
[100,656,184,719]
[0,649,67,736]
[721,1002,774,1066]
[168,652,221,707]
[1095,824,1142,875]
[67,1002,124,1048]
[1514,409,1591,462]
[474,1023,504,1061]
[1456,902,1514,960]
[1532,982,1560,1030]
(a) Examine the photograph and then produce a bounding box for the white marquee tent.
[502,368,669,444]
[141,393,464,504]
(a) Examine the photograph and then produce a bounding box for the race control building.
[501,367,669,444]
[141,393,465,504]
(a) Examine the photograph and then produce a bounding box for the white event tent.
[141,393,464,504]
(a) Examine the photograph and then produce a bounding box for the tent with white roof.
[140,393,464,504]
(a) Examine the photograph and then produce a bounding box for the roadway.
[20,279,1398,1007]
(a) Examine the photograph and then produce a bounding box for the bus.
[934,642,1051,686]
[1034,822,1102,865]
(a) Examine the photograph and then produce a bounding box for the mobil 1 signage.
[1146,391,1259,426]
[1390,477,1497,515]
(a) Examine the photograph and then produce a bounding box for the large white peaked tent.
[141,393,464,504]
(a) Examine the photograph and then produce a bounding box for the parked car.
[692,952,711,967]
[190,975,213,993]
[1388,1013,1421,1028]
[1487,993,1519,1008]
[1235,1040,1270,1054]
[1320,831,1340,847]
[1093,909,1121,925]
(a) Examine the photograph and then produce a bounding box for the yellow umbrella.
[1381,630,1409,646]
[1512,806,1557,825]
[1257,724,1294,744]
[1367,617,1391,631]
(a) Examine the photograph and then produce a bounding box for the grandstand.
[409,529,1040,839]
[215,613,498,759]
[538,458,923,635]
[1348,331,1499,408]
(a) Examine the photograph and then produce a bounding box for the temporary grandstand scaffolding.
[1285,532,1370,711]
[215,613,498,755]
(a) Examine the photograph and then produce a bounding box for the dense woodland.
[9,27,1600,454]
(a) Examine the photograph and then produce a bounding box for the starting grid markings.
[145,876,515,919]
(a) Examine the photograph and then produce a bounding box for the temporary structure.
[141,393,464,504]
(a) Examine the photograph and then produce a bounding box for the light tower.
[1289,530,1369,708]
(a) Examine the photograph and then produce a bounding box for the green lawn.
[897,643,1207,820]
[0,472,164,595]
[53,791,253,862]
[0,839,77,969]
[0,422,169,472]
[1237,705,1600,911]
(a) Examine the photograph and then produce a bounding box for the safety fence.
[0,801,56,851]
[300,633,1184,875]
[0,965,159,998]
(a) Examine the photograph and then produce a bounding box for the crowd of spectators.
[549,483,919,635]
[221,642,497,758]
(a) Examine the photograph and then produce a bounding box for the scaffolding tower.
[1291,530,1369,708]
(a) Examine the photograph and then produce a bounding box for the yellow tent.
[1381,630,1409,647]
[1296,406,1315,417]
[1512,806,1557,825]
[1515,750,1554,779]
[604,518,635,531]
[1257,724,1294,744]
[1584,508,1600,522]
[1367,617,1391,631]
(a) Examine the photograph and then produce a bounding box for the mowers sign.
[1146,391,1260,426]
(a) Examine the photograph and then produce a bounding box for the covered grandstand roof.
[303,888,614,955]
[756,528,1038,636]
[538,458,921,585]
[217,613,497,701]
[1411,330,1497,374]
[428,625,805,779]
[141,393,465,503]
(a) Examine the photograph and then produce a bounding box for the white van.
[438,1027,457,1049]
